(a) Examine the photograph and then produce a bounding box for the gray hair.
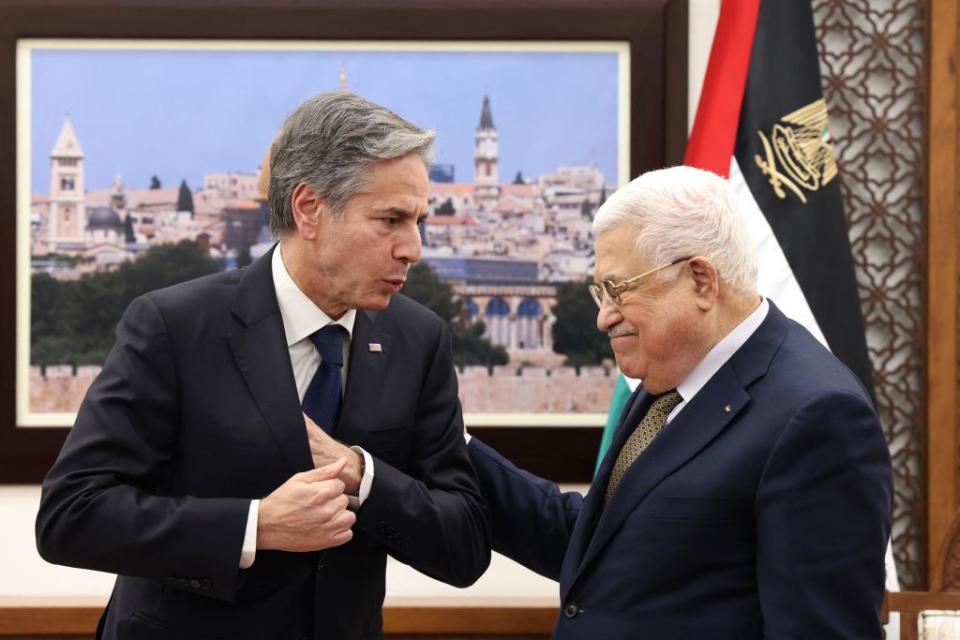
[268,91,436,236]
[593,166,758,293]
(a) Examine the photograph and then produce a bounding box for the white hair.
[592,166,758,293]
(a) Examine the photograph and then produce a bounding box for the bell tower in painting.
[48,116,86,251]
[474,95,499,204]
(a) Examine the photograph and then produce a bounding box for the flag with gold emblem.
[598,0,896,609]
[684,0,874,394]
[598,0,895,606]
[599,0,874,474]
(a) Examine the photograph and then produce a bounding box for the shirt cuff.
[239,499,259,569]
[350,446,374,510]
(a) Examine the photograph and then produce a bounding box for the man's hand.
[304,414,363,495]
[257,458,356,552]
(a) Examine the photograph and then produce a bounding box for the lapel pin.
[724,404,732,413]
[368,343,382,353]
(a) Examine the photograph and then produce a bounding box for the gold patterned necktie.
[604,390,682,503]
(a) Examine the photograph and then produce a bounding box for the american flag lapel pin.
[368,342,382,353]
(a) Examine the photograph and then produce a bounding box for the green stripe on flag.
[596,374,631,477]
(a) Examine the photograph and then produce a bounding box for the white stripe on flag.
[729,156,829,349]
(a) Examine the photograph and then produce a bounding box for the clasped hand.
[256,415,363,552]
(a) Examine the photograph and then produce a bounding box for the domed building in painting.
[85,206,124,244]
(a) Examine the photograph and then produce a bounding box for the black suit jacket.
[469,302,892,639]
[36,247,490,640]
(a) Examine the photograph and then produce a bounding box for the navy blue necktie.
[302,325,346,434]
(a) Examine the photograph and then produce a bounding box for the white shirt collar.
[271,243,356,347]
[675,297,769,404]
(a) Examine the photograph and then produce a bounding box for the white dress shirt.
[238,245,375,569]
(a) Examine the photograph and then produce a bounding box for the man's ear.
[291,183,326,241]
[688,256,719,311]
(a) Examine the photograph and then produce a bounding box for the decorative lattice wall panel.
[813,0,927,589]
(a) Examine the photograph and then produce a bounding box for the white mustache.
[608,325,638,339]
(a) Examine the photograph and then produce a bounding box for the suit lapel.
[575,367,750,580]
[228,245,313,474]
[564,301,791,595]
[339,310,393,437]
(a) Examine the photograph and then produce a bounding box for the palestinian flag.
[598,0,874,467]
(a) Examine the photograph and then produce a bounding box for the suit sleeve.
[755,391,892,639]
[35,295,249,602]
[353,321,490,587]
[467,437,582,581]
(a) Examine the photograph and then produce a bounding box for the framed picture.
[0,0,687,482]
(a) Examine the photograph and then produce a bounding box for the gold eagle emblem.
[754,98,838,204]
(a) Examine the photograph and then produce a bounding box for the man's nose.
[395,223,423,264]
[596,302,622,333]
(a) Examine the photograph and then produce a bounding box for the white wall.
[688,0,722,131]
[0,3,720,603]
[0,483,561,604]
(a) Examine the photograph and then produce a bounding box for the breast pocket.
[635,496,755,565]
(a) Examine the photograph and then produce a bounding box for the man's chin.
[613,358,643,381]
[358,294,392,311]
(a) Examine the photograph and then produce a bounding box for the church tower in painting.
[47,116,86,251]
[474,95,499,204]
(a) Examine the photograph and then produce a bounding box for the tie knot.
[310,325,346,366]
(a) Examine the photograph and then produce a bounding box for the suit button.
[563,602,580,618]
[200,578,212,591]
[189,579,200,589]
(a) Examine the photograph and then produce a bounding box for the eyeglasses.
[588,256,692,308]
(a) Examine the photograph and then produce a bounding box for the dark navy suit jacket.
[37,246,490,640]
[469,302,892,639]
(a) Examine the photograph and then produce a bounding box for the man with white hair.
[468,166,892,639]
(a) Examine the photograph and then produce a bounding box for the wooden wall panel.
[927,0,960,585]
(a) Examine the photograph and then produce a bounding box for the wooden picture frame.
[0,0,688,483]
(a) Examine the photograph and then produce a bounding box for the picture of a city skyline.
[20,41,628,424]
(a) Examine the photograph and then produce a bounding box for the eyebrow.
[371,206,426,227]
[382,206,428,224]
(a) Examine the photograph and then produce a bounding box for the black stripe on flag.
[733,0,874,398]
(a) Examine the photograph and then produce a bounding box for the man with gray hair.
[37,91,490,640]
[468,166,892,638]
